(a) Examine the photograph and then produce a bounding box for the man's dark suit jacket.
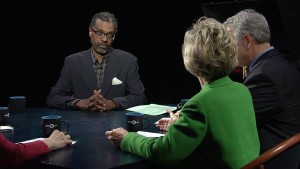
[244,48,300,169]
[46,47,147,110]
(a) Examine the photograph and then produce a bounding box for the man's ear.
[244,34,253,49]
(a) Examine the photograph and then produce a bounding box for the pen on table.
[165,108,180,115]
[154,108,180,125]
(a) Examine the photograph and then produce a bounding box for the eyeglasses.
[90,27,116,40]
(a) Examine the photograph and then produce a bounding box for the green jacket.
[121,76,260,169]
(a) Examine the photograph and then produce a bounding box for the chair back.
[241,133,300,169]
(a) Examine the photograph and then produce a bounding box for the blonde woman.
[106,17,259,169]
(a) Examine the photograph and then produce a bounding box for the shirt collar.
[90,50,109,64]
[249,46,274,71]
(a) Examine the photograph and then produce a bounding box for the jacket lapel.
[79,49,98,93]
[101,48,121,96]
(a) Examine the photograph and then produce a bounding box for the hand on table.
[89,90,117,112]
[42,130,72,151]
[75,90,117,112]
[105,127,128,147]
[155,109,179,131]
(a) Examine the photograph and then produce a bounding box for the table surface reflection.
[5,108,167,169]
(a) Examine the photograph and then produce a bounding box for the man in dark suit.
[47,11,147,111]
[224,9,300,169]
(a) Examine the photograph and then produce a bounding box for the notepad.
[0,125,14,132]
[137,131,165,138]
[126,104,177,115]
[19,138,77,145]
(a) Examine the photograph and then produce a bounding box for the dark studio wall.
[0,0,299,107]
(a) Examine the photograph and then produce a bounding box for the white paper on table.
[0,125,14,132]
[19,138,77,145]
[126,104,177,115]
[137,131,165,138]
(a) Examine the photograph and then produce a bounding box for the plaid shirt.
[91,52,108,90]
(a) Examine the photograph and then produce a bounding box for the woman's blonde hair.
[182,17,237,82]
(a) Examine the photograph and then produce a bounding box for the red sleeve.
[0,133,49,167]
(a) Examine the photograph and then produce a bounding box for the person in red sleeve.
[0,129,72,168]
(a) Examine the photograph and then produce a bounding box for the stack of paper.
[137,131,165,137]
[0,126,14,132]
[20,138,77,145]
[126,104,177,115]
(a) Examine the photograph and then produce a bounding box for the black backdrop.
[1,0,299,107]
